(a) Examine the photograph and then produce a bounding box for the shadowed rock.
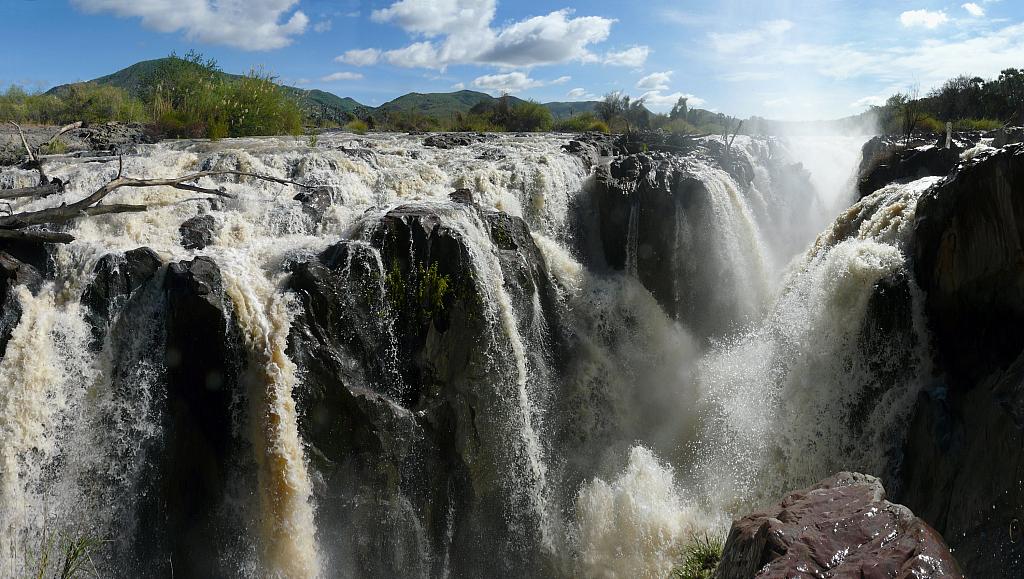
[179,214,218,250]
[0,251,42,356]
[81,247,162,347]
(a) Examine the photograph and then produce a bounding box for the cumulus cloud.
[472,71,544,93]
[710,19,792,53]
[604,46,650,67]
[321,72,364,81]
[369,0,615,69]
[962,3,985,17]
[452,82,466,90]
[71,0,307,50]
[637,71,672,91]
[640,91,705,112]
[337,48,382,66]
[900,9,948,28]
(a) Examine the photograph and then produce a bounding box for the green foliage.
[553,112,609,133]
[954,118,1002,131]
[39,138,68,155]
[671,534,724,579]
[383,258,451,321]
[505,100,553,132]
[346,119,369,134]
[418,262,450,319]
[0,83,145,125]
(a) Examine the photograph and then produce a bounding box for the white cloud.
[314,19,332,33]
[551,75,571,85]
[710,19,792,53]
[639,91,705,112]
[452,82,466,90]
[900,9,949,29]
[962,3,985,17]
[637,71,672,91]
[472,71,543,93]
[337,48,382,66]
[71,0,308,50]
[320,72,363,82]
[370,1,614,69]
[603,45,650,67]
[851,95,887,108]
[567,88,588,99]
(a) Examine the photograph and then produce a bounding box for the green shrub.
[954,118,1002,131]
[553,112,609,133]
[918,115,946,134]
[505,100,553,132]
[346,119,369,134]
[671,534,724,579]
[449,112,502,132]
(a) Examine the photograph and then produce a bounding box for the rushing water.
[0,130,939,578]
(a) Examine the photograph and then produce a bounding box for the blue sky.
[2,0,1022,119]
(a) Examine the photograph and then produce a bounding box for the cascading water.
[0,129,927,577]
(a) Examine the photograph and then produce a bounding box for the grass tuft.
[671,533,724,579]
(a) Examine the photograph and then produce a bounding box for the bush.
[449,112,502,132]
[954,118,1002,131]
[918,114,946,134]
[346,119,369,134]
[671,534,724,579]
[553,112,609,133]
[504,100,553,132]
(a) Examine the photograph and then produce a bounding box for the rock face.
[858,142,961,197]
[178,214,218,250]
[898,143,1024,576]
[158,256,245,577]
[714,472,962,579]
[81,247,162,346]
[286,201,564,577]
[0,252,42,356]
[423,132,492,149]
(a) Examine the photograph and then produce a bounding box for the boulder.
[714,472,962,579]
[989,126,1024,148]
[423,132,491,149]
[178,214,218,250]
[293,186,336,222]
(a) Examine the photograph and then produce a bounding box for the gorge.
[0,127,1020,578]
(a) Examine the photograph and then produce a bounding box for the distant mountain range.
[48,58,601,123]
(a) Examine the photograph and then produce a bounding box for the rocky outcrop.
[0,122,154,165]
[157,256,245,577]
[0,252,42,356]
[287,201,564,577]
[714,472,961,579]
[293,186,336,223]
[81,247,162,346]
[178,214,218,250]
[898,143,1024,577]
[423,132,493,149]
[858,143,961,197]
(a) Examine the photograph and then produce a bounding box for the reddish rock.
[714,472,962,579]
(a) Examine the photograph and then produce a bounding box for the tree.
[596,92,628,123]
[670,97,688,120]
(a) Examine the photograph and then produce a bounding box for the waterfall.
[0,131,934,577]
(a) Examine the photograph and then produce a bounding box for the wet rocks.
[423,132,491,149]
[858,142,961,197]
[293,186,336,222]
[179,214,218,250]
[898,143,1024,576]
[0,251,42,356]
[81,247,162,346]
[990,126,1024,148]
[714,472,962,579]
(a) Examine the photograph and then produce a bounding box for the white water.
[0,131,926,577]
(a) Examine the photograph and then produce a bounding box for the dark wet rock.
[989,126,1024,148]
[858,143,961,197]
[561,132,619,167]
[72,122,155,151]
[0,251,42,356]
[178,214,218,250]
[898,143,1024,577]
[449,187,474,204]
[423,132,491,149]
[293,186,336,222]
[714,472,962,579]
[81,247,162,347]
[913,144,1024,382]
[158,256,244,577]
[287,202,563,577]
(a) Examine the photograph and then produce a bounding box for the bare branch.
[0,183,63,200]
[0,229,75,243]
[8,121,35,162]
[48,121,83,145]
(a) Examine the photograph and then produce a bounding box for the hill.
[48,57,373,124]
[374,90,601,121]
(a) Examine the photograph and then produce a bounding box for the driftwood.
[0,129,313,244]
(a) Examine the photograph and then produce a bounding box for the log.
[0,183,63,200]
[0,229,75,243]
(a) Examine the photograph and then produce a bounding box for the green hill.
[374,90,601,120]
[48,57,372,124]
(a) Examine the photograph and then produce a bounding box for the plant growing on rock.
[671,534,724,579]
